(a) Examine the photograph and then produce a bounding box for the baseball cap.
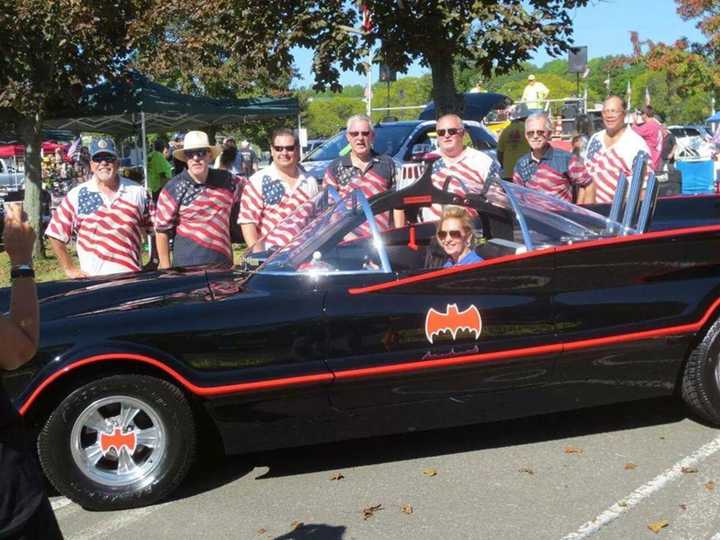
[89,137,118,158]
[528,74,536,81]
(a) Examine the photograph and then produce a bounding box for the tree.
[0,0,151,256]
[133,1,587,120]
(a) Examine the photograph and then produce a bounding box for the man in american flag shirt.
[46,137,152,278]
[239,128,319,252]
[420,113,502,222]
[324,114,402,232]
[155,131,241,268]
[584,95,652,204]
[513,113,594,203]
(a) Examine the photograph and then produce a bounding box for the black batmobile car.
[3,159,720,511]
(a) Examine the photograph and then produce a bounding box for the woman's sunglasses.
[437,229,464,240]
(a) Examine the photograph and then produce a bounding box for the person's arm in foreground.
[0,211,39,370]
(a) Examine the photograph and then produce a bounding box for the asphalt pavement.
[52,397,720,540]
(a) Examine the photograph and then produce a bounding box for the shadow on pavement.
[169,396,688,500]
[255,396,687,479]
[272,523,346,540]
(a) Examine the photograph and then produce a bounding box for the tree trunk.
[18,114,45,259]
[428,55,463,118]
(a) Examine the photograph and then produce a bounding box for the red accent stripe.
[349,224,720,295]
[18,353,334,415]
[404,195,432,204]
[20,295,720,415]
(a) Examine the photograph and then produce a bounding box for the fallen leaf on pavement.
[362,504,383,520]
[401,504,413,514]
[564,446,583,454]
[257,529,267,535]
[518,467,534,475]
[647,520,669,534]
[422,468,438,477]
[679,504,687,511]
[624,463,637,470]
[681,466,698,474]
[705,480,716,491]
[617,501,628,508]
[291,521,303,530]
[329,472,345,481]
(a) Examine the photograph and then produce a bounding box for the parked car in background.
[301,119,497,182]
[0,157,25,192]
[302,139,326,156]
[669,125,716,160]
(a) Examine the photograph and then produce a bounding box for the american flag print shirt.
[45,177,152,275]
[421,147,501,222]
[512,147,591,202]
[155,169,241,267]
[324,153,396,234]
[238,164,319,249]
[583,128,652,203]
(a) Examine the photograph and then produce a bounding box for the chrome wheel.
[70,395,166,488]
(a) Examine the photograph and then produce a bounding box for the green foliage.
[306,97,365,138]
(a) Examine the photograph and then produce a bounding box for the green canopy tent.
[45,71,299,184]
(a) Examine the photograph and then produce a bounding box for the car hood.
[0,268,223,322]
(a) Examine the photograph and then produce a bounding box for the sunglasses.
[272,144,296,152]
[436,128,463,137]
[348,131,371,138]
[437,229,464,240]
[525,130,549,138]
[91,155,117,163]
[183,148,209,159]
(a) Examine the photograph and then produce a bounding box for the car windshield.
[251,180,623,276]
[257,188,390,275]
[303,123,417,162]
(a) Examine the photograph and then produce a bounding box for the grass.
[0,243,249,287]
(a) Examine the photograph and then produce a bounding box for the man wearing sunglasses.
[155,130,242,268]
[512,113,594,204]
[324,114,402,233]
[584,95,652,203]
[239,128,318,251]
[46,137,152,278]
[420,113,501,222]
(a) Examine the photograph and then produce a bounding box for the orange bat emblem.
[424,303,482,344]
[99,427,137,456]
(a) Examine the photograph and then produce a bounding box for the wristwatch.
[10,264,35,279]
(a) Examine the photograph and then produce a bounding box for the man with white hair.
[324,114,401,231]
[513,112,594,203]
[420,113,501,221]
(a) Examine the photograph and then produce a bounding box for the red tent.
[0,144,25,158]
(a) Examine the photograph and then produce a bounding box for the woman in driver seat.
[436,207,483,267]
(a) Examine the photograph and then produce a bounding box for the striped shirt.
[46,177,151,275]
[421,147,500,221]
[238,164,319,249]
[584,128,652,203]
[324,152,397,235]
[512,146,591,202]
[155,169,241,267]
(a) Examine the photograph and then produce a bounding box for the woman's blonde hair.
[437,206,473,235]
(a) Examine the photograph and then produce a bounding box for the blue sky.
[291,0,706,89]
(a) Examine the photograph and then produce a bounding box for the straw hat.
[173,130,222,161]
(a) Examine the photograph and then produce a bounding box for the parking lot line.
[561,434,720,540]
[67,503,169,540]
[51,497,74,512]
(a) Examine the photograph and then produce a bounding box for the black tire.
[682,318,720,425]
[38,374,196,510]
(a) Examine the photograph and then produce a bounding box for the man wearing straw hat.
[155,130,242,268]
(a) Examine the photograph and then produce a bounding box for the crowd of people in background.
[40,93,687,279]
